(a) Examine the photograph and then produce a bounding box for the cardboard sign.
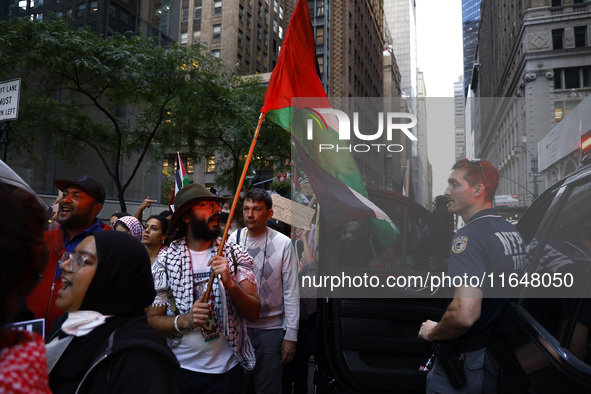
[271,194,315,229]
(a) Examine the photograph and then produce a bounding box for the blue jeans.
[243,328,284,394]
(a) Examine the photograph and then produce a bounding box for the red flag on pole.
[259,0,399,243]
[260,0,330,115]
[169,153,190,212]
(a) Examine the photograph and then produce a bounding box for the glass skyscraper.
[462,0,481,94]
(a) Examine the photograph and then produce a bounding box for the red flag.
[259,0,399,244]
[260,0,330,115]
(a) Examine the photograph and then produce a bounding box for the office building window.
[551,0,562,6]
[265,10,268,23]
[181,33,188,45]
[264,31,268,46]
[206,156,215,173]
[278,26,283,39]
[193,30,201,42]
[239,5,244,20]
[195,5,201,19]
[554,100,581,122]
[90,1,98,13]
[186,158,195,174]
[182,7,189,22]
[214,1,222,14]
[317,55,324,69]
[238,29,243,45]
[575,26,587,47]
[77,2,86,17]
[279,6,283,19]
[273,19,277,33]
[120,10,128,23]
[247,13,251,29]
[162,158,169,175]
[317,0,324,15]
[274,0,278,12]
[554,66,591,89]
[552,28,564,49]
[246,36,251,52]
[316,26,324,45]
[212,50,220,58]
[213,24,221,39]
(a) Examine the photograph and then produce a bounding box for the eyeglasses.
[195,201,220,210]
[468,159,486,187]
[61,251,92,273]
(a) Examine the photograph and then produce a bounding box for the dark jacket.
[27,222,111,335]
[50,315,179,394]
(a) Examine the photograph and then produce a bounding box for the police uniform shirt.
[448,209,526,334]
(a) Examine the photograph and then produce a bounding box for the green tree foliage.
[0,18,289,210]
[186,76,291,192]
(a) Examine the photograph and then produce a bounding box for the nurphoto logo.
[305,107,418,153]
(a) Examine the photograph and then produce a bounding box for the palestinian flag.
[260,0,399,245]
[169,152,191,212]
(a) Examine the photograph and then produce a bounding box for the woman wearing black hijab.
[47,231,179,393]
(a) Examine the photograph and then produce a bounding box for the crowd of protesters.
[2,173,315,394]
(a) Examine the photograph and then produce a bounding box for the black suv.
[314,163,591,392]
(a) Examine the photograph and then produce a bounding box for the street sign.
[0,78,21,121]
[529,173,541,177]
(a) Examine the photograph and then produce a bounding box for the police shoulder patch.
[452,236,468,254]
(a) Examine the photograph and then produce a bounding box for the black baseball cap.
[54,175,106,204]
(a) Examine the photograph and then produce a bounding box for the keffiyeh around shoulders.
[151,237,257,370]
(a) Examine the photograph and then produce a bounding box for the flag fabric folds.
[260,0,399,245]
[169,153,191,212]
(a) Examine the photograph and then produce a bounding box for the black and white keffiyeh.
[152,236,257,371]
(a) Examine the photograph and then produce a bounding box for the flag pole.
[203,112,266,300]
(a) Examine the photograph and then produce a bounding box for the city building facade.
[383,17,411,193]
[454,76,466,161]
[383,0,432,208]
[1,0,178,216]
[170,0,288,76]
[474,0,591,208]
[462,0,481,94]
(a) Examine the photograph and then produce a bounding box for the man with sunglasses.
[147,183,260,393]
[418,159,526,393]
[27,175,110,335]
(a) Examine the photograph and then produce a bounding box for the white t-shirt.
[173,249,236,373]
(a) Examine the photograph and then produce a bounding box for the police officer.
[418,159,526,393]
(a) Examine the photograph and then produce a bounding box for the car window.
[520,180,591,363]
[516,183,564,244]
[336,202,450,273]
